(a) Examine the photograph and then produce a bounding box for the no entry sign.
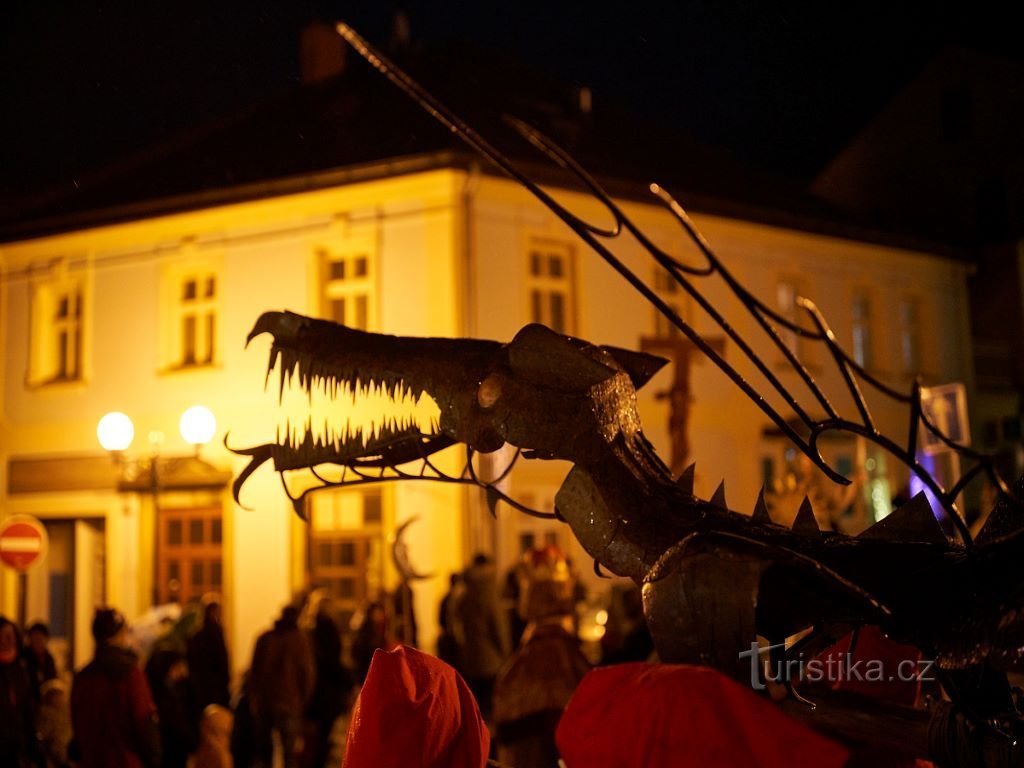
[0,516,48,572]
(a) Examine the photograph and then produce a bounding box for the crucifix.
[640,333,726,478]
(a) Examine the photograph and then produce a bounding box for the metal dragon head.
[231,310,666,514]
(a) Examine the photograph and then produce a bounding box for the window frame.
[319,246,377,331]
[525,237,577,335]
[850,289,874,371]
[159,252,222,373]
[27,265,89,387]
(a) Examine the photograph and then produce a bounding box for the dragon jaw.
[230,311,669,511]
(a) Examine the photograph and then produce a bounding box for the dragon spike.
[975,485,1024,545]
[676,463,696,495]
[792,497,820,535]
[752,487,771,523]
[858,491,947,545]
[710,480,727,509]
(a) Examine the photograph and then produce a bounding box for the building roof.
[0,39,967,258]
[813,47,1024,248]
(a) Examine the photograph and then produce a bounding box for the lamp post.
[98,405,222,500]
[97,405,230,605]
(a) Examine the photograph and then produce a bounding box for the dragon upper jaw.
[232,311,670,505]
[235,311,499,474]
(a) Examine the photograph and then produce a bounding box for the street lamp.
[179,405,217,453]
[97,403,229,496]
[96,411,135,453]
[98,405,218,459]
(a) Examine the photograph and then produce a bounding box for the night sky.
[2,1,1021,200]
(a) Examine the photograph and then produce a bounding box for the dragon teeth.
[272,359,442,452]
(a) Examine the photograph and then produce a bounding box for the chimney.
[300,21,347,84]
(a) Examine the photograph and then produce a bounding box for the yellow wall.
[0,169,472,674]
[0,163,974,673]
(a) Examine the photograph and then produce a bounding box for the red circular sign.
[0,516,48,572]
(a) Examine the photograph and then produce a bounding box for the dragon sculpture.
[231,24,1024,765]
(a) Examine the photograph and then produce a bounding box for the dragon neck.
[556,432,686,580]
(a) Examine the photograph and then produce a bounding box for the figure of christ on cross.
[640,334,726,479]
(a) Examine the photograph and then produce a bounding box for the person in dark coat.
[146,649,199,768]
[187,601,230,710]
[350,602,397,685]
[306,602,352,768]
[436,573,463,669]
[455,554,509,720]
[70,607,161,768]
[21,621,58,696]
[230,673,255,768]
[247,605,314,768]
[0,616,41,767]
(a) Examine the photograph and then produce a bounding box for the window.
[157,506,223,604]
[321,249,374,330]
[897,298,920,374]
[178,272,217,366]
[776,279,801,356]
[851,292,872,368]
[527,239,575,334]
[308,488,384,619]
[29,273,86,385]
[161,256,220,371]
[653,268,687,338]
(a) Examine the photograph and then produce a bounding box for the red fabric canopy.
[341,645,489,768]
[556,663,849,768]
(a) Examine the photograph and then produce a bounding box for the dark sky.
[2,1,1020,198]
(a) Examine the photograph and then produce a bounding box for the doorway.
[23,518,106,674]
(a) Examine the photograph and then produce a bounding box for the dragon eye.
[477,374,503,409]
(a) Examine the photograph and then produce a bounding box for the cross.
[640,333,726,478]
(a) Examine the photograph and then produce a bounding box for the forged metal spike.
[485,486,502,518]
[975,489,1024,544]
[792,497,820,535]
[858,491,947,545]
[710,480,727,509]
[752,487,771,523]
[676,463,696,495]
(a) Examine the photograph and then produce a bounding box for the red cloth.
[556,663,848,768]
[342,645,489,768]
[818,626,922,707]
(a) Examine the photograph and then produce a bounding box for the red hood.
[556,663,848,768]
[342,645,489,768]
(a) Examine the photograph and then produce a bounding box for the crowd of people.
[0,546,655,768]
[0,595,350,768]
